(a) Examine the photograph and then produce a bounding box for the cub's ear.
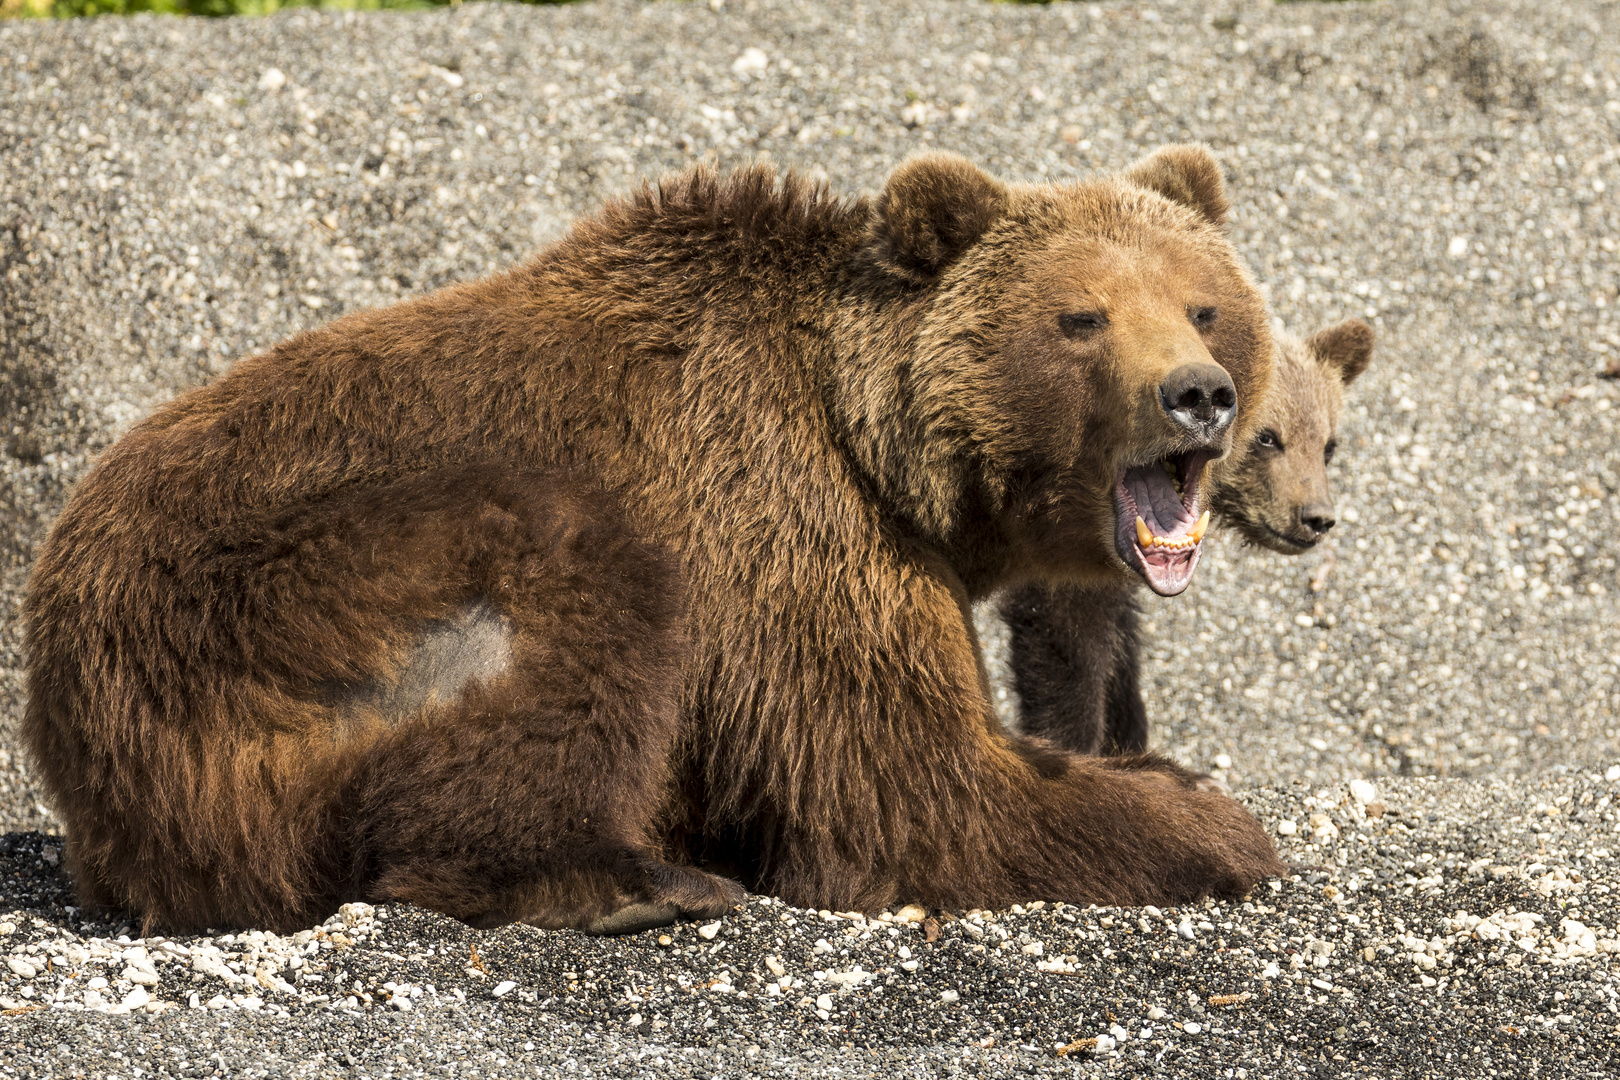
[1307,318,1375,385]
[869,153,1007,281]
[1123,144,1230,226]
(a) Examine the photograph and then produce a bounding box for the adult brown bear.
[23,147,1285,935]
[1001,319,1374,755]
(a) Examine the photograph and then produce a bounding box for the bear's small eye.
[1059,311,1109,338]
[1189,306,1218,330]
[1256,430,1281,451]
[1324,439,1337,464]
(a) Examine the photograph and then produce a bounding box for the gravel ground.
[1,0,1618,1074]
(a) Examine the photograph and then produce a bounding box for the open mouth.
[1113,448,1216,596]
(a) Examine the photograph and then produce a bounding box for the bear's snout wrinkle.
[1158,362,1237,444]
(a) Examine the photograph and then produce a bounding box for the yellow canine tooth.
[1189,509,1211,544]
[1136,516,1153,549]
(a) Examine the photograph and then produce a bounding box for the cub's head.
[853,146,1273,597]
[1211,319,1373,553]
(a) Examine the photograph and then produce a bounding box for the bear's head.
[1211,319,1373,553]
[844,146,1273,597]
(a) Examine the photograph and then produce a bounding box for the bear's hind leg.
[325,468,742,932]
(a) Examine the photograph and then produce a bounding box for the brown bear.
[1000,319,1374,755]
[23,147,1286,935]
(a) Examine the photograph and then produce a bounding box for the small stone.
[657,935,673,947]
[122,986,152,1011]
[813,938,834,954]
[1606,765,1620,783]
[1448,235,1470,258]
[815,993,833,1012]
[1094,1034,1117,1053]
[1183,1021,1202,1035]
[1147,1006,1167,1020]
[1108,1023,1130,1043]
[206,995,230,1009]
[896,945,911,960]
[1276,819,1298,836]
[124,967,159,986]
[1178,919,1196,940]
[894,904,927,924]
[1021,941,1044,955]
[1349,778,1380,806]
[5,957,35,979]
[765,955,786,977]
[731,47,769,76]
[86,977,109,991]
[900,960,919,972]
[257,67,287,91]
[939,989,960,1003]
[492,980,517,997]
[389,994,412,1011]
[1214,754,1232,770]
[1311,978,1334,992]
[698,922,722,940]
[82,990,105,1008]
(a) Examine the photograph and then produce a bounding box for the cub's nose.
[1300,502,1337,537]
[1159,362,1237,442]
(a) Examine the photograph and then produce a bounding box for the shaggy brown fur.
[1002,320,1374,754]
[24,148,1285,935]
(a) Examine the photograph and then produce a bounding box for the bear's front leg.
[716,568,1281,913]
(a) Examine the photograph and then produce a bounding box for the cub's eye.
[1324,439,1338,464]
[1059,311,1109,337]
[1189,306,1218,330]
[1255,430,1281,451]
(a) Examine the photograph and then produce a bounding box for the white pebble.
[896,945,911,959]
[257,67,287,91]
[765,955,786,977]
[1178,919,1196,940]
[1214,754,1232,770]
[900,960,919,972]
[894,904,928,924]
[1183,1021,1202,1034]
[939,989,959,1003]
[1447,235,1470,258]
[5,957,35,979]
[1021,941,1044,955]
[492,980,517,997]
[122,986,152,1011]
[1606,765,1620,783]
[389,994,412,1011]
[1108,1023,1130,1043]
[1276,819,1298,836]
[1349,778,1380,806]
[813,938,834,954]
[698,922,722,940]
[124,967,159,986]
[1146,1006,1167,1020]
[1094,1034,1117,1053]
[815,993,834,1012]
[731,47,769,76]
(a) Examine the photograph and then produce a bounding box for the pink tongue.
[1122,465,1192,536]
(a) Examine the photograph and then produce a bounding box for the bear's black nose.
[1300,502,1337,536]
[1158,362,1237,442]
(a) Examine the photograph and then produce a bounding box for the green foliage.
[4,0,579,17]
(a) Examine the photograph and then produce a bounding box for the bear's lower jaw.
[1112,450,1212,596]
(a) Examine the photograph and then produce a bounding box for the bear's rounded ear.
[869,153,1008,281]
[1122,144,1230,226]
[1307,319,1375,386]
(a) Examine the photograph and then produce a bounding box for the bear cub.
[1001,319,1374,755]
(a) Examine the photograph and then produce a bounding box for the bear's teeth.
[1136,516,1154,548]
[1189,510,1211,544]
